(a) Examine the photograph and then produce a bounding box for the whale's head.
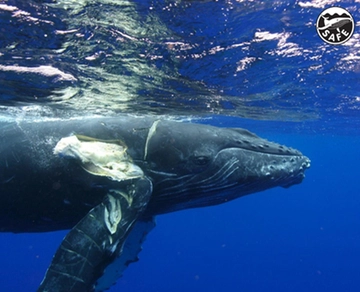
[144,120,310,215]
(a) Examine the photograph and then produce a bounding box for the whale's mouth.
[147,147,311,215]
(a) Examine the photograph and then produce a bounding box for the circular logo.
[316,7,355,45]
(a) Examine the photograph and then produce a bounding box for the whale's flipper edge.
[38,178,153,292]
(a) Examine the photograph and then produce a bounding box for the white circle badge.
[316,7,355,45]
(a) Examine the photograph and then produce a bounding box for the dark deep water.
[0,0,360,291]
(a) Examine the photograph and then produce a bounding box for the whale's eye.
[193,156,210,166]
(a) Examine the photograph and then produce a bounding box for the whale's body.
[0,116,310,291]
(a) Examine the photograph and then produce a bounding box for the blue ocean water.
[0,0,360,291]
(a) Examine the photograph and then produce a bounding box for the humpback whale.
[319,17,351,30]
[0,116,310,291]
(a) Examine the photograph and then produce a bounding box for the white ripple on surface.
[0,65,77,82]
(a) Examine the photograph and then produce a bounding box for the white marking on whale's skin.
[144,119,160,160]
[148,169,178,177]
[53,135,143,181]
[109,189,133,207]
[104,194,122,235]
